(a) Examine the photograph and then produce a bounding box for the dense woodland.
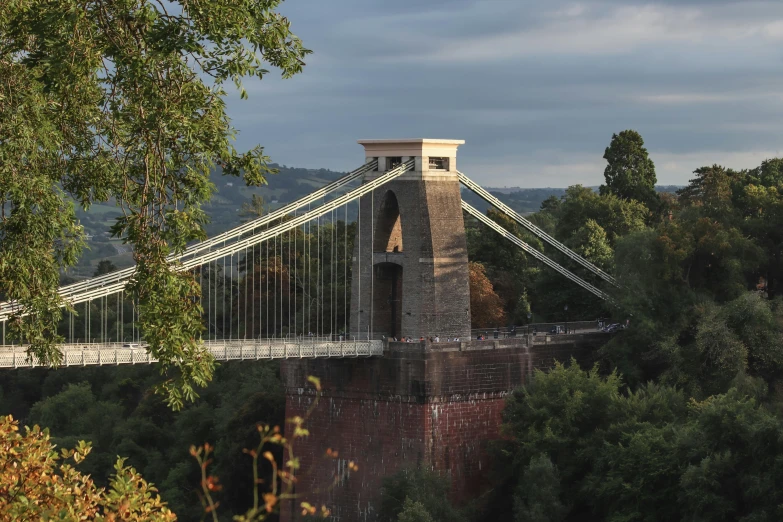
[4,129,783,521]
[387,130,783,522]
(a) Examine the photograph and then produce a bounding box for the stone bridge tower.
[349,139,471,340]
[281,139,607,522]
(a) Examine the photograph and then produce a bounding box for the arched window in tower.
[374,190,403,253]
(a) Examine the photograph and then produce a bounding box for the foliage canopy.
[0,0,310,408]
[496,361,783,522]
[0,414,175,521]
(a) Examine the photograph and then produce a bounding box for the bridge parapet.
[0,339,383,368]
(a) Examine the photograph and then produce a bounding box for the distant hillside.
[204,163,345,237]
[70,163,345,277]
[69,166,682,277]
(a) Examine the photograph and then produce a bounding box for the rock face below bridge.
[279,334,607,522]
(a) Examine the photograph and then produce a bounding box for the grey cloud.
[224,0,783,187]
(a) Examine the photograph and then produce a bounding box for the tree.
[379,468,467,522]
[28,382,124,480]
[517,186,634,323]
[556,185,648,246]
[513,454,567,522]
[398,498,436,522]
[566,219,613,269]
[499,362,783,522]
[239,194,266,221]
[0,0,311,408]
[677,165,737,220]
[600,130,659,211]
[94,259,118,277]
[0,415,175,521]
[657,293,783,398]
[0,360,289,518]
[465,209,540,323]
[468,262,507,328]
[737,160,783,298]
[673,159,783,299]
[501,361,624,495]
[676,390,783,521]
[539,195,561,214]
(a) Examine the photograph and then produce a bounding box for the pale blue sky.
[224,0,783,187]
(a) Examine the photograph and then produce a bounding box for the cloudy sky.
[224,0,783,188]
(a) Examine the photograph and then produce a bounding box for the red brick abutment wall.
[279,334,607,522]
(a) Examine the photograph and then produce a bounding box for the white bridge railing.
[0,339,384,369]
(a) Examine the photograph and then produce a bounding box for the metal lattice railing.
[0,339,384,368]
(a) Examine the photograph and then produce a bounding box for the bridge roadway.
[0,339,384,368]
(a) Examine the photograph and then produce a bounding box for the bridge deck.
[0,339,383,368]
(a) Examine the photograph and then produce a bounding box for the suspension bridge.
[0,139,615,368]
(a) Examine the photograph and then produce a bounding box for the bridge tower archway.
[372,262,403,338]
[374,190,403,253]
